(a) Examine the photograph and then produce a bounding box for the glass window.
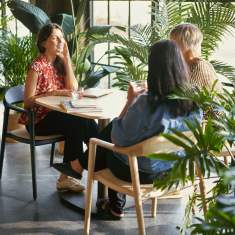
[91,0,151,87]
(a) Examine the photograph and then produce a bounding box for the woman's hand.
[118,82,145,118]
[57,39,70,63]
[127,82,145,103]
[57,39,78,91]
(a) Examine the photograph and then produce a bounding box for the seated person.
[54,40,203,219]
[19,23,98,193]
[170,23,223,92]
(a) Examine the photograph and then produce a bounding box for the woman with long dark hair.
[55,39,202,219]
[19,23,98,193]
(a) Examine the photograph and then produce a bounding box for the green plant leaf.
[8,0,50,33]
[148,153,180,161]
[50,13,74,35]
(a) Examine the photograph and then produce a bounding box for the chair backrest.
[112,131,194,157]
[4,85,24,106]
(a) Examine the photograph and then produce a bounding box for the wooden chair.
[0,85,64,200]
[84,133,189,235]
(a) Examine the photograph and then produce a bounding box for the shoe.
[57,177,85,193]
[53,162,82,179]
[96,198,124,220]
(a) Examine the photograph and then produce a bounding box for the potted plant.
[7,0,118,89]
[147,82,235,233]
[0,32,38,142]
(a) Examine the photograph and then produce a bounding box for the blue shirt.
[111,94,203,174]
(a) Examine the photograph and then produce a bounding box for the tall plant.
[191,167,235,234]
[109,0,235,90]
[147,82,235,233]
[7,0,117,88]
[0,33,37,87]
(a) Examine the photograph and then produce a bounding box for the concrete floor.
[0,103,190,235]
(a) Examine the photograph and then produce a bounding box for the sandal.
[96,199,124,220]
[53,162,82,180]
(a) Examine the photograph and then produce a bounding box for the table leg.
[97,119,110,199]
[59,118,110,213]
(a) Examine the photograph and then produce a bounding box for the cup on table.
[78,87,84,98]
[71,87,84,100]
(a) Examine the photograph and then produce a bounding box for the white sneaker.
[56,177,85,193]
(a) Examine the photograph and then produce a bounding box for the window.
[91,0,151,87]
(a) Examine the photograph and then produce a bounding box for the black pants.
[29,111,98,163]
[79,122,156,214]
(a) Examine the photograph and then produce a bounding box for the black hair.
[37,23,66,77]
[147,39,196,117]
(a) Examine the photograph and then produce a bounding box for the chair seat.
[94,169,158,200]
[8,128,63,141]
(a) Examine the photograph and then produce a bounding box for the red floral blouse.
[19,55,65,125]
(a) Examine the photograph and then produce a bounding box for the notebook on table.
[83,88,113,98]
[60,100,102,113]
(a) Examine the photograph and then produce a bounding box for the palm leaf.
[211,60,235,82]
[8,0,50,33]
[188,2,235,58]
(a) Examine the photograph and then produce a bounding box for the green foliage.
[150,119,226,190]
[7,0,76,35]
[110,0,235,90]
[169,83,219,116]
[0,33,37,87]
[191,168,235,235]
[147,83,235,232]
[8,0,50,33]
[0,0,12,31]
[188,1,235,59]
[7,0,116,88]
[108,25,153,89]
[211,60,235,82]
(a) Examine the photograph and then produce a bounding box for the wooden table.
[35,89,126,213]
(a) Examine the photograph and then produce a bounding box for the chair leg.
[129,156,146,235]
[84,178,94,235]
[0,109,9,179]
[0,133,6,179]
[30,143,37,200]
[84,140,97,235]
[50,143,56,167]
[151,197,157,218]
[134,195,146,235]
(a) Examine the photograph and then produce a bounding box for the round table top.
[35,89,127,120]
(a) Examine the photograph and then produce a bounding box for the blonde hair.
[170,23,203,60]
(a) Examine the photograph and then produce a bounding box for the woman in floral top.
[20,23,98,193]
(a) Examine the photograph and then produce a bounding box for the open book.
[60,100,102,113]
[83,88,113,98]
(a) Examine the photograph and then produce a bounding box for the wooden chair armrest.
[90,138,135,156]
[89,138,145,157]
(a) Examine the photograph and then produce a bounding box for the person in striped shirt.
[170,23,223,93]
